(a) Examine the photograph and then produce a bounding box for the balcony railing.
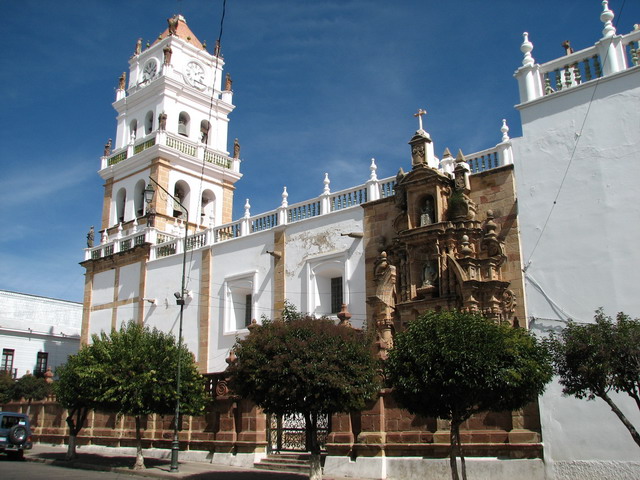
[88,136,512,261]
[102,131,239,173]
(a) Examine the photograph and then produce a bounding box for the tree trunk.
[305,412,322,480]
[454,421,467,480]
[133,415,145,470]
[65,406,89,460]
[600,391,640,448]
[449,420,460,480]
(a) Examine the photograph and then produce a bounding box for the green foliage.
[386,310,553,422]
[386,310,552,480]
[548,309,640,404]
[547,309,640,448]
[0,372,14,404]
[90,320,208,417]
[12,373,51,402]
[55,346,104,412]
[228,316,380,417]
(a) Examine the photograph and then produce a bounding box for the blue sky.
[1,0,638,302]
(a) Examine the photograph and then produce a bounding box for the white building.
[513,2,640,478]
[0,290,81,379]
[81,5,640,479]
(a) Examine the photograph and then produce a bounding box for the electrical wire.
[525,0,627,267]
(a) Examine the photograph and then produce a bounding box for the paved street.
[1,458,133,480]
[1,444,370,480]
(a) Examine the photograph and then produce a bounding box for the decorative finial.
[337,304,353,328]
[460,235,473,257]
[323,173,330,194]
[281,187,288,208]
[442,147,452,158]
[562,40,574,55]
[521,32,535,67]
[455,149,466,163]
[369,158,378,181]
[501,119,510,142]
[601,1,616,38]
[244,198,251,218]
[413,108,427,131]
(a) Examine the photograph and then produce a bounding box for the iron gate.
[267,413,330,453]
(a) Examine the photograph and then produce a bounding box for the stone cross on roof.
[414,109,427,131]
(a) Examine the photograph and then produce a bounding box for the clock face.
[185,62,205,90]
[142,60,158,83]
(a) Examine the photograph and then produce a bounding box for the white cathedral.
[80,4,640,479]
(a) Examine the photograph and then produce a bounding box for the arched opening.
[134,180,146,217]
[129,119,138,142]
[178,112,190,137]
[201,189,215,226]
[173,180,190,218]
[115,188,127,224]
[419,194,436,226]
[145,111,154,135]
[200,120,211,144]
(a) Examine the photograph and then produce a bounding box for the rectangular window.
[1,349,15,375]
[244,294,252,327]
[331,277,343,314]
[35,352,49,376]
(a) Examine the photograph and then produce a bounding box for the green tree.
[12,373,51,415]
[0,371,14,405]
[548,309,640,448]
[386,310,553,480]
[227,310,380,480]
[55,346,106,459]
[91,320,208,469]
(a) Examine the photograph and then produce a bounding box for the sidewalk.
[25,443,369,480]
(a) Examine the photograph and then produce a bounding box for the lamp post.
[144,179,189,472]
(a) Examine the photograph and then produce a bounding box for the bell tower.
[99,14,241,237]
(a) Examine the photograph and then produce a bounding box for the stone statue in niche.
[420,196,435,226]
[422,260,438,287]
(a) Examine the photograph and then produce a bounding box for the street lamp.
[144,179,189,472]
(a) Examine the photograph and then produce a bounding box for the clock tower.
[100,14,240,237]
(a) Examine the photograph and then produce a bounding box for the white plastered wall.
[513,68,640,475]
[284,208,366,328]
[208,230,274,372]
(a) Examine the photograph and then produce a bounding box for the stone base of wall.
[324,456,546,480]
[549,461,640,480]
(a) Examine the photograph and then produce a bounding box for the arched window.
[129,119,138,142]
[201,189,215,226]
[173,180,190,218]
[145,111,154,135]
[178,112,190,137]
[115,188,127,224]
[200,120,210,144]
[134,180,146,217]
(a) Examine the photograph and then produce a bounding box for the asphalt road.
[0,458,135,480]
